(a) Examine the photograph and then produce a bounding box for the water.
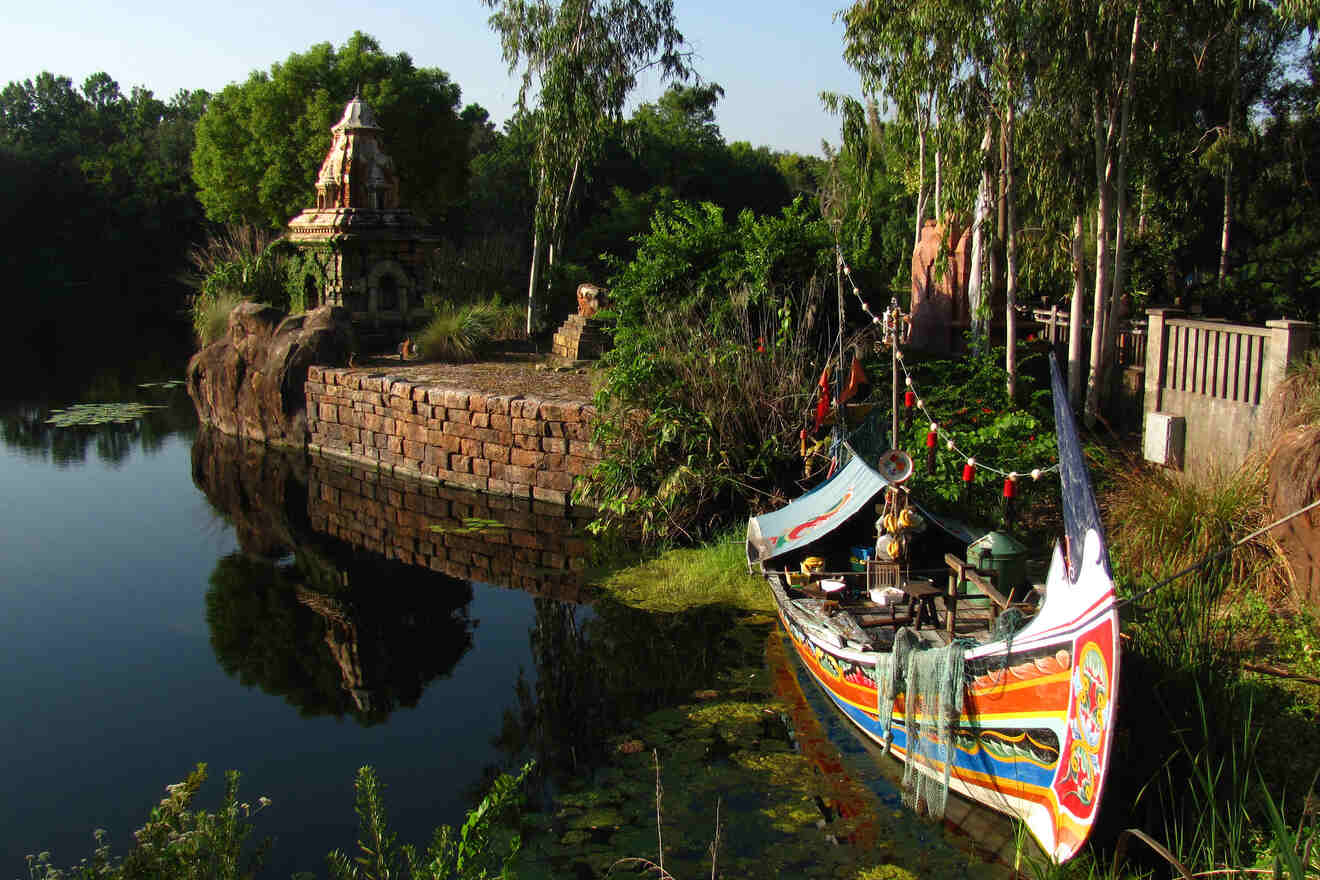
[0,337,555,877]
[0,325,1010,879]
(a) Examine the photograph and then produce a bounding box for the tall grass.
[415,298,523,362]
[185,225,307,346]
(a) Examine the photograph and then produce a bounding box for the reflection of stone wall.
[308,456,594,600]
[306,367,600,506]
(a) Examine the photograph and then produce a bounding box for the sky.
[4,0,863,156]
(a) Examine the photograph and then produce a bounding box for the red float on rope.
[904,390,915,408]
[925,431,937,448]
[1003,476,1016,498]
[962,460,976,482]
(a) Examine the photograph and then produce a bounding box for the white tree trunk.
[966,122,994,337]
[915,123,927,248]
[1069,212,1087,407]
[526,225,543,336]
[1005,101,1018,401]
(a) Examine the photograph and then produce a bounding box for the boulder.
[187,302,354,446]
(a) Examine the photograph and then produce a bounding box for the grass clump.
[416,298,523,363]
[185,225,315,346]
[589,533,772,614]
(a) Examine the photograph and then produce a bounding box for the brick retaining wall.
[307,454,593,600]
[305,366,600,505]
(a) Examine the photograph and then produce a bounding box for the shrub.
[186,225,311,345]
[196,290,248,347]
[415,299,522,362]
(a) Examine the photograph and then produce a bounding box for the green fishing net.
[874,627,968,820]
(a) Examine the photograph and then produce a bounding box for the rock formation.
[909,219,971,354]
[187,302,355,446]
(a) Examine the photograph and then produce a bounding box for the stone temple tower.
[287,96,439,344]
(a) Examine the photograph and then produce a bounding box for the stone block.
[512,417,542,436]
[513,434,540,451]
[489,413,511,431]
[535,470,574,492]
[319,402,338,423]
[443,390,471,409]
[483,442,511,463]
[511,448,546,468]
[532,486,568,505]
[403,439,426,461]
[542,437,567,454]
[460,438,482,457]
[471,412,490,429]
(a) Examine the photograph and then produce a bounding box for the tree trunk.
[1086,109,1113,428]
[1069,212,1087,407]
[966,121,994,338]
[934,148,942,223]
[915,121,927,248]
[1101,5,1142,403]
[1084,0,1141,428]
[526,225,543,335]
[1005,101,1018,402]
[994,113,1008,314]
[1219,20,1241,283]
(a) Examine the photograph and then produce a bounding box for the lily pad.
[137,379,186,389]
[45,402,164,428]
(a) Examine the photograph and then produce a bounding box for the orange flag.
[812,366,832,433]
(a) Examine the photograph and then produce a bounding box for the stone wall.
[307,455,593,600]
[305,366,601,506]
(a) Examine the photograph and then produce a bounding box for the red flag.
[812,367,832,432]
[837,358,870,406]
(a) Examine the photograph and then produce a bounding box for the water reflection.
[192,429,477,725]
[1,325,197,467]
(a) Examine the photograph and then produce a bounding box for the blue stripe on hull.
[805,659,1058,794]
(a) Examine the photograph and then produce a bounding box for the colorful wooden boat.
[746,355,1119,862]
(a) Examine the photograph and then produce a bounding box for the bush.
[579,198,838,539]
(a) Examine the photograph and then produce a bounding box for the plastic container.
[850,546,874,572]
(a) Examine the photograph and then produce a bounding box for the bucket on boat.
[849,546,873,572]
[963,530,1028,596]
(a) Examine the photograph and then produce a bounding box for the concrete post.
[1263,320,1313,401]
[1144,308,1182,416]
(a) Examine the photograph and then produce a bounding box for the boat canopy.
[746,450,892,565]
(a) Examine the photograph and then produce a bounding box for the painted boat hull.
[765,531,1119,863]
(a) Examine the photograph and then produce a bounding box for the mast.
[890,297,900,448]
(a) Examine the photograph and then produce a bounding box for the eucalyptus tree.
[484,0,692,333]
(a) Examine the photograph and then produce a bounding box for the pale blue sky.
[4,0,861,156]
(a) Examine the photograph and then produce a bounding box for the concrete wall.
[307,454,594,600]
[1143,309,1311,481]
[305,366,600,506]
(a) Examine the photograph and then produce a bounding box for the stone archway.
[366,260,411,316]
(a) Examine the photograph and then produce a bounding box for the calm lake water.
[0,326,1007,879]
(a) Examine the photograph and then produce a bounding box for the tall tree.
[484,0,692,332]
[191,32,471,229]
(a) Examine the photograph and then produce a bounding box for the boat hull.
[768,555,1119,863]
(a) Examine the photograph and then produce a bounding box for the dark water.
[0,325,1009,879]
[0,329,785,878]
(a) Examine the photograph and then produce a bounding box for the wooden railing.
[1026,306,1146,367]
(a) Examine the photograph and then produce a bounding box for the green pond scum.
[509,596,1002,879]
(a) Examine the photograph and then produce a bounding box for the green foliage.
[185,225,311,344]
[26,764,269,880]
[191,32,472,229]
[26,762,533,880]
[590,531,773,614]
[415,299,522,363]
[327,763,531,880]
[890,342,1057,531]
[581,198,835,539]
[0,71,208,335]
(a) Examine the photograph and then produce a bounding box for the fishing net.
[873,627,922,748]
[901,638,967,818]
[871,629,969,820]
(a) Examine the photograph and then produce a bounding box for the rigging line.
[1113,495,1320,613]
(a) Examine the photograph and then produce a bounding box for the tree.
[191,32,472,229]
[484,0,693,332]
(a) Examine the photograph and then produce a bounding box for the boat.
[745,323,1119,863]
